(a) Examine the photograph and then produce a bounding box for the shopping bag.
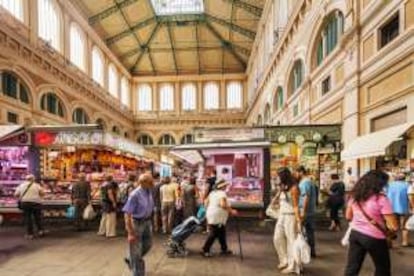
[265,203,279,220]
[83,204,97,220]
[405,214,414,231]
[293,232,311,265]
[66,206,75,219]
[341,225,352,246]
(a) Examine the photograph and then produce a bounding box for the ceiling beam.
[167,22,178,74]
[224,0,263,17]
[130,22,161,73]
[115,0,142,47]
[205,22,246,68]
[89,0,140,25]
[106,17,156,45]
[123,45,249,54]
[205,14,256,40]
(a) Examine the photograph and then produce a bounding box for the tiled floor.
[0,220,413,276]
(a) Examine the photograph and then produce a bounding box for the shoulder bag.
[266,191,281,219]
[17,181,34,210]
[356,201,397,247]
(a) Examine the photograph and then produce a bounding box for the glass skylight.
[151,0,204,15]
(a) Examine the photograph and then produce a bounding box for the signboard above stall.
[194,128,265,143]
[33,130,144,157]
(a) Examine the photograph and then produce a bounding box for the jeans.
[303,216,316,256]
[344,230,391,276]
[129,219,152,276]
[202,224,228,253]
[21,202,43,235]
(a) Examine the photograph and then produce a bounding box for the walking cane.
[235,216,244,261]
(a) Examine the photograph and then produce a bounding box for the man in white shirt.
[14,174,44,239]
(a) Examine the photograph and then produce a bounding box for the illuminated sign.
[35,131,103,146]
[194,128,265,143]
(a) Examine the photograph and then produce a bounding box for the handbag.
[83,204,96,220]
[266,192,281,219]
[17,181,34,210]
[405,214,414,231]
[357,202,397,247]
[293,229,311,265]
[341,224,352,247]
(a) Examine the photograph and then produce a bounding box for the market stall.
[342,122,414,176]
[0,125,151,219]
[265,125,341,195]
[172,128,270,210]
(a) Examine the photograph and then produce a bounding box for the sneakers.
[281,267,296,274]
[201,251,212,257]
[278,263,288,270]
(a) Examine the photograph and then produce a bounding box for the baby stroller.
[166,206,206,257]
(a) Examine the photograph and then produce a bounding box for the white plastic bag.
[293,232,311,265]
[341,225,352,246]
[83,204,96,220]
[406,215,414,231]
[265,204,279,219]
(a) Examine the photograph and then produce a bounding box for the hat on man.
[214,179,230,190]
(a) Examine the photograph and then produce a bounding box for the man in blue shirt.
[123,173,154,276]
[386,173,410,246]
[295,166,317,257]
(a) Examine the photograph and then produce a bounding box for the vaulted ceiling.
[73,0,265,76]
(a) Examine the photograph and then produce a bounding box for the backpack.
[120,181,134,204]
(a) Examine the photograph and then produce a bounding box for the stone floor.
[0,220,413,276]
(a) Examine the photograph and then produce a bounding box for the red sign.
[34,132,57,146]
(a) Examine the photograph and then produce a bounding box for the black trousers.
[329,202,343,226]
[21,202,43,235]
[344,230,391,276]
[202,224,228,253]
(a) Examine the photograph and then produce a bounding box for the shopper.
[14,174,44,239]
[386,173,410,246]
[152,173,162,233]
[160,176,178,233]
[71,173,91,231]
[123,173,154,276]
[119,173,137,206]
[295,166,317,257]
[98,174,118,238]
[344,170,398,276]
[273,168,301,274]
[182,177,198,219]
[202,179,237,257]
[327,174,345,231]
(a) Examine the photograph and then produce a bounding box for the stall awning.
[341,122,414,160]
[0,125,23,141]
[172,140,271,151]
[170,150,204,165]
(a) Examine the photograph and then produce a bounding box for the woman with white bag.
[273,168,302,274]
[71,173,91,231]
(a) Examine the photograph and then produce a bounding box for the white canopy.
[0,125,23,141]
[341,122,414,160]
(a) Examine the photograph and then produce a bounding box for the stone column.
[28,0,38,44]
[175,82,180,115]
[220,79,226,110]
[197,81,203,112]
[152,82,158,112]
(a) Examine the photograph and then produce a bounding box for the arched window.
[137,84,152,111]
[38,0,61,51]
[69,23,86,71]
[316,11,344,67]
[264,104,271,124]
[112,126,120,135]
[273,86,284,111]
[226,81,243,109]
[289,60,304,97]
[0,0,24,22]
[181,134,194,144]
[96,118,106,130]
[159,83,174,111]
[108,64,118,98]
[257,115,263,126]
[182,83,196,111]
[40,92,64,117]
[124,132,129,138]
[204,82,219,110]
[72,108,89,124]
[121,77,129,107]
[0,71,30,104]
[137,134,154,146]
[92,47,104,86]
[158,134,176,146]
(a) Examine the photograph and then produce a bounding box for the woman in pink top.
[344,170,398,276]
